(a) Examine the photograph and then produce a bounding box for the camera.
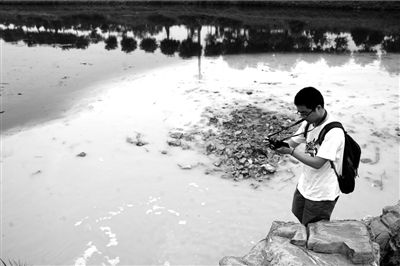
[268,139,289,150]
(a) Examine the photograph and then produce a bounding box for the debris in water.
[177,164,192,170]
[127,133,149,146]
[169,132,184,139]
[168,104,297,182]
[361,158,373,164]
[167,139,181,147]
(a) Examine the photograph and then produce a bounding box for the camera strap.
[279,126,315,142]
[267,110,327,142]
[266,116,307,139]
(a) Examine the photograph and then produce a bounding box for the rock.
[214,160,223,167]
[135,140,148,146]
[169,132,183,139]
[127,134,149,146]
[209,116,219,124]
[183,132,196,141]
[368,217,391,253]
[308,220,376,264]
[219,256,247,266]
[383,202,400,216]
[206,143,216,153]
[367,201,400,265]
[361,158,373,164]
[221,220,380,266]
[167,139,181,147]
[32,170,42,175]
[264,236,355,266]
[216,144,226,152]
[177,164,192,170]
[261,163,276,174]
[220,240,267,266]
[381,212,399,229]
[161,150,168,155]
[267,221,307,247]
[181,143,191,150]
[221,203,400,266]
[241,240,268,265]
[77,152,86,157]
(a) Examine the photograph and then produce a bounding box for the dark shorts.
[292,188,338,226]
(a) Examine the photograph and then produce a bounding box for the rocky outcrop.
[220,220,379,266]
[307,221,378,264]
[220,202,400,266]
[364,201,400,266]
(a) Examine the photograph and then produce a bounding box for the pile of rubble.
[167,104,298,182]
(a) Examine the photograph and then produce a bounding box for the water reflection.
[120,36,137,53]
[140,38,158,53]
[160,39,180,56]
[104,36,118,50]
[1,6,399,56]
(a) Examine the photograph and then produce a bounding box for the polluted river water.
[2,48,399,265]
[1,9,399,264]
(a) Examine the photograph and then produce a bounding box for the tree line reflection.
[0,13,399,56]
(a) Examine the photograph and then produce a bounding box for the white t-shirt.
[291,113,344,201]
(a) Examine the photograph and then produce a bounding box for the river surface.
[1,4,399,266]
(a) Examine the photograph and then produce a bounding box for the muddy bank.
[1,1,400,11]
[1,2,399,32]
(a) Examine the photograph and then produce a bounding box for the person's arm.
[276,145,327,169]
[288,139,300,149]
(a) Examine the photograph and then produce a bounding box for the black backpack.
[304,122,361,194]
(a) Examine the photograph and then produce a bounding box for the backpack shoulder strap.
[317,121,344,178]
[317,121,344,145]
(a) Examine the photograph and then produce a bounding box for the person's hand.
[268,139,289,150]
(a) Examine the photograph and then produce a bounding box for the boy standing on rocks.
[275,87,345,225]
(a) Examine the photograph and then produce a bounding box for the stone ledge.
[219,202,400,266]
[308,220,376,264]
[220,220,379,265]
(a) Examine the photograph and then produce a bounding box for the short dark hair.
[294,87,324,110]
